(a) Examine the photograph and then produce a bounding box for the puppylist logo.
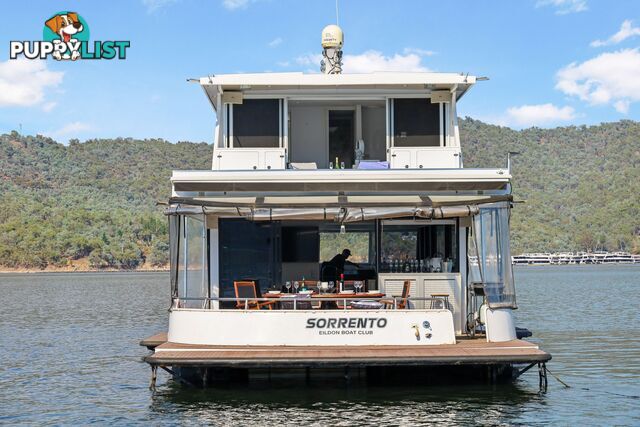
[9,11,130,61]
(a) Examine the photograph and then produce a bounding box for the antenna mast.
[320,24,344,74]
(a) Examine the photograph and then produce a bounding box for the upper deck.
[193,71,480,172]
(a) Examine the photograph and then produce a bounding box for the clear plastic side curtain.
[471,203,517,309]
[169,213,209,309]
[169,214,180,303]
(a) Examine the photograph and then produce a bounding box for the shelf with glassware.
[378,219,459,274]
[377,219,463,332]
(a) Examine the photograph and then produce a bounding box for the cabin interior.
[215,94,461,170]
[173,211,487,334]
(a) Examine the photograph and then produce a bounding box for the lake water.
[0,265,638,425]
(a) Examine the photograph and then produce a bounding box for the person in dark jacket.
[327,249,359,275]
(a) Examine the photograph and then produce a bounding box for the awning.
[166,204,486,223]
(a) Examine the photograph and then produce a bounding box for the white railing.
[172,296,451,311]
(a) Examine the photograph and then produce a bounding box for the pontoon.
[141,26,551,388]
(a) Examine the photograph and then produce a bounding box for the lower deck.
[141,333,550,368]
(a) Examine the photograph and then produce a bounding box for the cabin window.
[379,222,458,272]
[232,99,280,148]
[319,223,376,264]
[218,219,280,300]
[393,98,440,147]
[282,226,319,262]
[176,215,208,308]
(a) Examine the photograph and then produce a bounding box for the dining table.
[262,291,386,309]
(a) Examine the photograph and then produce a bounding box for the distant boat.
[512,253,552,265]
[513,251,638,265]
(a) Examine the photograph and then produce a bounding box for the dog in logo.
[45,12,83,60]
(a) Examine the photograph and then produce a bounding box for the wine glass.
[356,281,363,293]
[328,281,335,293]
[293,281,300,293]
[285,281,291,293]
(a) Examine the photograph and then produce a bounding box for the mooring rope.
[545,366,570,388]
[547,366,640,399]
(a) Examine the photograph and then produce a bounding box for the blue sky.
[0,0,639,143]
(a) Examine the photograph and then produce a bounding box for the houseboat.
[141,25,551,388]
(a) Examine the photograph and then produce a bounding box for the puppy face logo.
[43,11,89,61]
[9,11,129,61]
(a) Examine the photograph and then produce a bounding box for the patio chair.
[234,281,278,310]
[382,280,411,309]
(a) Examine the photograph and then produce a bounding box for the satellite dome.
[321,24,344,49]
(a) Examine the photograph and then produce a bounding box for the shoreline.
[0,266,169,274]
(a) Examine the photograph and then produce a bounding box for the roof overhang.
[194,72,477,111]
[170,169,511,208]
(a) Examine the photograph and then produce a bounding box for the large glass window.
[319,225,374,264]
[380,221,458,273]
[393,98,440,147]
[219,219,280,299]
[232,99,280,148]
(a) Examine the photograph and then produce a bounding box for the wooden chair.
[300,280,319,291]
[234,281,277,310]
[382,280,411,309]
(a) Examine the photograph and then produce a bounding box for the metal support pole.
[344,366,351,383]
[202,368,209,388]
[538,362,548,392]
[149,365,157,391]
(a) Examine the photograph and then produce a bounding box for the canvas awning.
[166,204,487,223]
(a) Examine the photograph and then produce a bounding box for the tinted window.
[282,226,319,262]
[219,219,280,299]
[393,98,440,147]
[232,99,279,148]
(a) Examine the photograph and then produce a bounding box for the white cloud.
[403,47,436,57]
[142,0,178,13]
[42,102,57,113]
[503,103,576,127]
[556,48,640,113]
[45,121,93,139]
[0,60,64,109]
[344,50,431,73]
[295,50,432,73]
[277,60,290,67]
[536,0,588,14]
[268,37,283,48]
[222,0,250,10]
[591,20,640,47]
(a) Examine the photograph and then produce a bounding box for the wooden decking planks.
[141,335,551,367]
[139,332,167,349]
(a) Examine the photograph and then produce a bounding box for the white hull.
[168,309,456,346]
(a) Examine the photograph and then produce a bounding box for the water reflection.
[150,380,545,425]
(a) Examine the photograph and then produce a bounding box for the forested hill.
[0,119,639,270]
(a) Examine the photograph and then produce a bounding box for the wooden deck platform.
[140,333,551,368]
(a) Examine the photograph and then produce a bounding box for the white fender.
[483,306,517,342]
